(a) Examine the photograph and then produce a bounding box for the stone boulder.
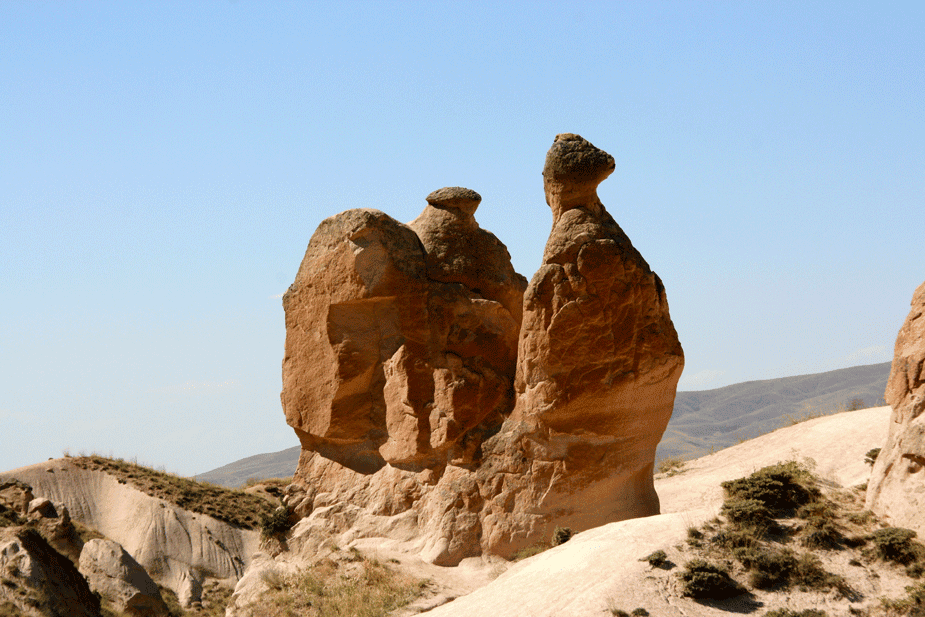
[79,538,169,617]
[0,527,101,617]
[866,281,925,533]
[280,135,683,566]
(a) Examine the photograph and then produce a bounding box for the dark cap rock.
[542,134,616,219]
[425,187,482,215]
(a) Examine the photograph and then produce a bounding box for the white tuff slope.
[422,405,893,617]
[5,458,260,600]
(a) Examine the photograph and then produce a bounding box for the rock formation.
[866,281,925,533]
[474,134,684,555]
[79,538,169,617]
[280,134,683,566]
[0,479,101,617]
[8,459,259,608]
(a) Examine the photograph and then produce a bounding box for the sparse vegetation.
[721,461,819,516]
[256,553,424,617]
[656,457,686,476]
[641,549,669,568]
[868,528,925,565]
[552,526,574,546]
[679,559,746,599]
[260,506,293,540]
[866,448,882,466]
[71,455,276,530]
[0,503,24,528]
[512,541,550,561]
[764,609,828,617]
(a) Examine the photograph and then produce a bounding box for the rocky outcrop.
[79,538,169,617]
[279,134,683,566]
[0,526,101,617]
[281,193,525,474]
[7,459,260,607]
[866,281,925,533]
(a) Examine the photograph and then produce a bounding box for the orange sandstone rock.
[281,135,683,566]
[866,281,925,533]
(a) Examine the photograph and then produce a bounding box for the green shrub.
[865,448,881,466]
[260,506,292,539]
[870,527,923,564]
[721,462,819,516]
[679,559,746,600]
[732,547,797,590]
[551,526,574,546]
[712,528,760,551]
[641,549,668,568]
[720,498,774,530]
[792,553,853,598]
[801,516,843,549]
[631,610,649,617]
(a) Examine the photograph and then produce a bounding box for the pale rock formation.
[0,527,101,617]
[7,459,259,607]
[79,538,169,617]
[278,135,682,567]
[866,281,925,533]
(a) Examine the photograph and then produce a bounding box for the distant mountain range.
[197,361,892,487]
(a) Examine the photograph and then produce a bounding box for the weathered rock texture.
[866,281,925,534]
[0,526,101,617]
[79,538,169,617]
[8,459,259,607]
[281,135,683,566]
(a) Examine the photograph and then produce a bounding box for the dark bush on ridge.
[679,559,746,599]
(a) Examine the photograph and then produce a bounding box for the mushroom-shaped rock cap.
[542,134,615,219]
[543,134,615,184]
[425,187,482,216]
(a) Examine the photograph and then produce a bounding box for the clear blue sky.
[2,1,922,476]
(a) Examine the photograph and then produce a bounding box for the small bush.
[865,448,881,466]
[908,563,925,579]
[631,609,649,617]
[552,526,573,546]
[721,498,774,530]
[260,506,292,539]
[641,549,668,568]
[712,528,760,551]
[801,516,843,549]
[721,462,818,516]
[848,398,866,411]
[869,527,923,564]
[743,549,797,590]
[792,553,853,597]
[679,559,746,600]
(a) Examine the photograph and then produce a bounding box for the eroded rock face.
[866,281,925,533]
[282,198,525,473]
[79,538,169,617]
[281,135,683,566]
[0,527,101,617]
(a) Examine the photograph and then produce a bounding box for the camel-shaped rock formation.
[280,134,684,564]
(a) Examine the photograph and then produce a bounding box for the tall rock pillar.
[866,281,925,534]
[478,134,685,555]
